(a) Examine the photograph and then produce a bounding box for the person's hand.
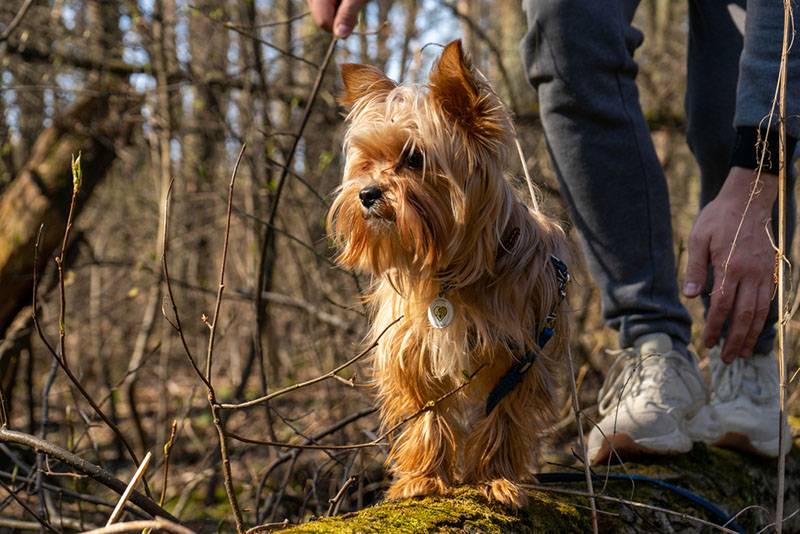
[307,0,368,38]
[683,166,778,363]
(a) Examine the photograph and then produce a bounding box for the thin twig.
[722,504,770,528]
[254,408,377,520]
[0,479,59,533]
[565,345,598,534]
[205,144,246,382]
[0,0,35,42]
[0,386,7,427]
[228,364,484,450]
[159,421,178,507]
[0,427,177,522]
[106,451,152,525]
[252,35,338,414]
[523,484,737,534]
[160,179,213,391]
[245,519,290,534]
[56,154,80,374]
[775,2,792,531]
[221,317,401,410]
[188,6,317,68]
[717,3,794,295]
[81,518,195,534]
[756,506,800,534]
[197,144,247,533]
[249,10,309,28]
[326,475,358,516]
[0,469,149,518]
[515,137,539,212]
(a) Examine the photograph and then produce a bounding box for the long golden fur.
[327,40,569,508]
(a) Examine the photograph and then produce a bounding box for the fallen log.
[280,444,800,533]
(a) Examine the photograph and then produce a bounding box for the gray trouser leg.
[520,0,692,350]
[686,0,796,355]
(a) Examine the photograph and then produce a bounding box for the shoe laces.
[597,347,702,417]
[711,354,777,405]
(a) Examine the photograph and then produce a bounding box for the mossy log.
[281,444,800,533]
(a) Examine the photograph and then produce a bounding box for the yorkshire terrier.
[328,40,569,508]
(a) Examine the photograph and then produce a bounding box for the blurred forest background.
[0,0,796,531]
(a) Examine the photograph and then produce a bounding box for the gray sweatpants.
[520,0,796,354]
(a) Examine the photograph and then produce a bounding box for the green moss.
[281,487,587,533]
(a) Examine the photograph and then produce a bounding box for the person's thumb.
[333,0,366,38]
[683,230,709,298]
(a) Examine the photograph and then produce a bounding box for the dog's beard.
[327,172,453,278]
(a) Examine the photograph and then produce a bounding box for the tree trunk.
[279,445,800,533]
[0,91,137,335]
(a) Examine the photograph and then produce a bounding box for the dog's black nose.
[359,186,382,208]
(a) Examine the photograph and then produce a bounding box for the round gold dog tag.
[427,297,454,329]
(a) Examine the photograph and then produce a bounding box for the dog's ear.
[340,64,396,106]
[428,40,506,142]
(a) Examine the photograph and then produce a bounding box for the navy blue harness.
[485,255,569,415]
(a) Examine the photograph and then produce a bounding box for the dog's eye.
[403,149,424,171]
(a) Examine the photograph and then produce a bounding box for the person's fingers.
[683,227,709,298]
[719,282,757,363]
[308,0,336,32]
[739,283,772,358]
[333,0,368,37]
[703,264,737,349]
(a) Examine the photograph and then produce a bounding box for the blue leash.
[534,471,744,533]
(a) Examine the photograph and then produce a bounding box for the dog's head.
[327,40,517,285]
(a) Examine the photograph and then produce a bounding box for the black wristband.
[730,126,798,175]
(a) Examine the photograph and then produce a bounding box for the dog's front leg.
[384,401,457,501]
[462,385,542,508]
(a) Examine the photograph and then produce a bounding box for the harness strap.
[485,255,569,415]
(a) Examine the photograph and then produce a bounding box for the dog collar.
[485,255,569,415]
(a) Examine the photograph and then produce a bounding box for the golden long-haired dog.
[327,40,569,507]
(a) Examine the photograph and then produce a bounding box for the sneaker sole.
[590,431,692,465]
[713,431,790,458]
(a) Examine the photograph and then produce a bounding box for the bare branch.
[220,317,402,410]
[326,475,358,516]
[107,451,152,526]
[205,144,247,382]
[0,479,59,534]
[159,420,178,507]
[0,427,177,522]
[0,0,35,42]
[227,364,484,451]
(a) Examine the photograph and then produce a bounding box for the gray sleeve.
[734,0,799,139]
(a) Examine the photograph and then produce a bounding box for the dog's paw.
[481,479,528,508]
[386,475,449,500]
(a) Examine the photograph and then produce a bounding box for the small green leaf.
[71,152,82,193]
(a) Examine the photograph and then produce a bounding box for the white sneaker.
[587,334,709,465]
[706,345,791,458]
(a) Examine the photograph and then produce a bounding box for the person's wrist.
[719,166,778,212]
